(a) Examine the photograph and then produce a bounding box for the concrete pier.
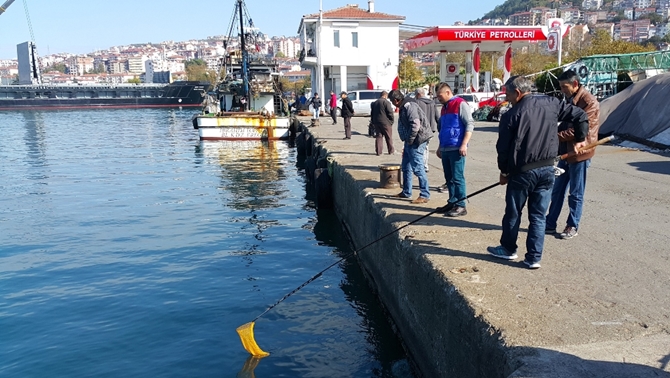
[298,116,670,377]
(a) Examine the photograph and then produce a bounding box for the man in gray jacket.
[389,89,431,204]
[415,88,440,172]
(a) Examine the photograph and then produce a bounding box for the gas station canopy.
[403,26,558,53]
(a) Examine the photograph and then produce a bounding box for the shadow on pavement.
[507,346,670,377]
[628,160,670,176]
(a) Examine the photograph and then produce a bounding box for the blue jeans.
[440,149,467,207]
[401,142,430,199]
[422,140,430,171]
[546,159,590,230]
[501,166,555,264]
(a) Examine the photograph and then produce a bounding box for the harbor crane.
[0,0,16,16]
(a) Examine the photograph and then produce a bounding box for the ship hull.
[0,81,208,111]
[194,113,291,141]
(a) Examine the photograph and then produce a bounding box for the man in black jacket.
[488,76,588,269]
[340,91,355,139]
[370,91,395,155]
[309,93,322,120]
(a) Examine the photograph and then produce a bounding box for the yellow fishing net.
[236,322,270,357]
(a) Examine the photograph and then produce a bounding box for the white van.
[337,89,390,116]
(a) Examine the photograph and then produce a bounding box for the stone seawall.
[330,160,511,377]
[296,116,670,378]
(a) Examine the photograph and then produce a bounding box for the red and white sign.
[472,45,481,72]
[437,28,545,41]
[547,18,564,30]
[547,32,558,52]
[504,45,512,72]
[447,64,458,74]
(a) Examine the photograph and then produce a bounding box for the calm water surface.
[0,109,413,377]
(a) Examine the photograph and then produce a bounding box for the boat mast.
[238,0,249,111]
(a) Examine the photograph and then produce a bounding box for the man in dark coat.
[370,91,395,155]
[309,93,322,120]
[488,75,588,269]
[340,91,355,139]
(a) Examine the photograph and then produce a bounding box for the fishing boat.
[192,0,290,141]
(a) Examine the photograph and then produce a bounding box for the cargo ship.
[0,81,209,111]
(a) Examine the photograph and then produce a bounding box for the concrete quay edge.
[296,116,670,378]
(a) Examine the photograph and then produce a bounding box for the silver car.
[337,90,391,116]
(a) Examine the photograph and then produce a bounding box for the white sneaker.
[523,260,541,269]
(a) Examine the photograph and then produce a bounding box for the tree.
[639,12,663,25]
[582,29,655,56]
[510,46,557,77]
[127,77,141,84]
[184,59,206,68]
[275,51,286,58]
[87,63,107,74]
[48,63,67,73]
[398,55,422,90]
[185,59,218,82]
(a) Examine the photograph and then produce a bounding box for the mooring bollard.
[378,164,401,189]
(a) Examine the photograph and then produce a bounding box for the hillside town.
[473,0,670,44]
[2,0,669,87]
[0,35,305,85]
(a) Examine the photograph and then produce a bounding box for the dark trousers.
[501,166,555,264]
[374,123,394,155]
[330,108,337,124]
[343,117,352,138]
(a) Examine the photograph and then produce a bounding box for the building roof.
[302,4,404,21]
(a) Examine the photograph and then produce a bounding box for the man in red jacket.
[329,90,338,125]
[546,70,600,240]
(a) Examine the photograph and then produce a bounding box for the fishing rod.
[235,182,500,357]
[236,135,617,357]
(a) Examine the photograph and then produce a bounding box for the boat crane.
[0,0,17,16]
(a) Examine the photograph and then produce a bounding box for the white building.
[633,0,655,8]
[272,37,301,58]
[657,22,670,37]
[297,1,405,97]
[582,0,603,10]
[127,56,147,74]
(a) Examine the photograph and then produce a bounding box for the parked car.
[454,94,480,114]
[337,89,391,116]
[479,93,507,108]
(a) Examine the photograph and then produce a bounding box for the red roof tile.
[303,4,404,21]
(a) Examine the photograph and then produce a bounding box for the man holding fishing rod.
[488,76,589,269]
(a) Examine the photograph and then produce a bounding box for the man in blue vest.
[435,82,474,217]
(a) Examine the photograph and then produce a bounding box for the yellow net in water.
[236,322,270,357]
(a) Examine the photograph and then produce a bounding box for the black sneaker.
[446,206,467,217]
[545,228,557,235]
[436,183,448,193]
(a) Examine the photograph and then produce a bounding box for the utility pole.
[317,0,324,113]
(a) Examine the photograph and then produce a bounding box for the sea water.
[0,109,413,377]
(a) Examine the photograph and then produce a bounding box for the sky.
[0,0,504,60]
